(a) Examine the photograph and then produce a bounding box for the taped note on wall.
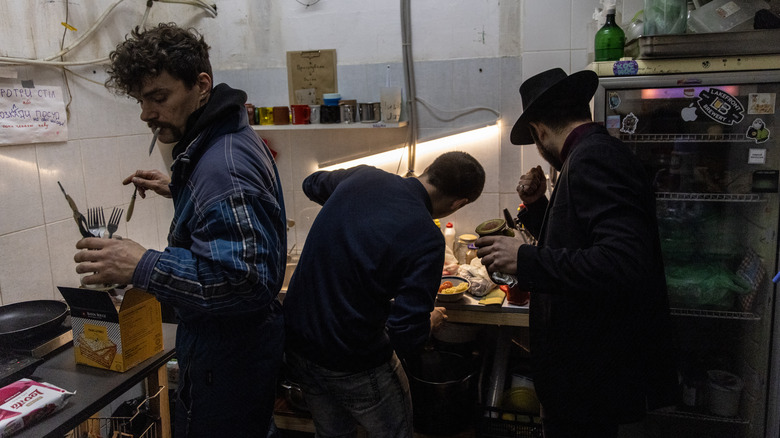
[0,85,68,146]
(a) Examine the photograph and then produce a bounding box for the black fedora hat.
[510,68,599,145]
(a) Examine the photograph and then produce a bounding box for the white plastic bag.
[457,258,497,297]
[442,245,459,275]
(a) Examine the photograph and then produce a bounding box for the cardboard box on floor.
[58,286,163,372]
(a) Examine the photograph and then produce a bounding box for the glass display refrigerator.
[593,69,780,438]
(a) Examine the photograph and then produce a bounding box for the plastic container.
[478,406,542,438]
[687,0,769,33]
[644,0,687,35]
[706,370,743,417]
[444,222,456,252]
[322,93,341,106]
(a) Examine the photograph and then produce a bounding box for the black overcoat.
[517,123,678,424]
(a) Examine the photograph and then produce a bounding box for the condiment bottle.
[444,222,456,252]
[594,7,625,61]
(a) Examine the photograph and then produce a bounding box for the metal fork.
[107,207,124,238]
[87,207,106,237]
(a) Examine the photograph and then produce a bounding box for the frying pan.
[0,300,70,343]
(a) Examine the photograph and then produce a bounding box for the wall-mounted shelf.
[252,121,407,131]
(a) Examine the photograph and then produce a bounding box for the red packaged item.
[0,378,74,437]
[499,284,530,306]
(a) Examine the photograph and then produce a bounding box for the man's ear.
[450,197,469,212]
[529,121,547,143]
[197,72,212,101]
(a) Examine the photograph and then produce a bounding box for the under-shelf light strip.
[319,124,500,171]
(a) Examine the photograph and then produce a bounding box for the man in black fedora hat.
[476,68,678,437]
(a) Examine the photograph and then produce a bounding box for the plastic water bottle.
[594,7,625,61]
[444,222,456,252]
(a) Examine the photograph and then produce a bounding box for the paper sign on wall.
[0,85,68,146]
[286,50,337,105]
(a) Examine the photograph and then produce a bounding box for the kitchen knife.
[57,181,94,238]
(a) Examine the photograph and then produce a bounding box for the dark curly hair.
[105,23,212,96]
[423,151,485,203]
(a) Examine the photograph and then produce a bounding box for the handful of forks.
[87,206,124,238]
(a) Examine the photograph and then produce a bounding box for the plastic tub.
[322,93,341,106]
[688,0,769,33]
[706,370,743,417]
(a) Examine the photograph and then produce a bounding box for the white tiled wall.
[0,0,635,305]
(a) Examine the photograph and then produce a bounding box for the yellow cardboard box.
[58,286,163,372]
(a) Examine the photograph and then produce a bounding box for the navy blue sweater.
[283,165,444,372]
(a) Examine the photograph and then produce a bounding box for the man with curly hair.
[74,23,287,437]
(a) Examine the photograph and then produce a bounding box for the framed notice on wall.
[286,49,337,105]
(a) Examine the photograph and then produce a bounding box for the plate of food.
[437,276,470,302]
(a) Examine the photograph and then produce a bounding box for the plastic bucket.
[405,350,478,435]
[706,370,743,417]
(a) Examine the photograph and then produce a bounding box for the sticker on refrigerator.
[620,112,638,134]
[746,118,770,143]
[681,103,698,122]
[696,88,744,125]
[748,93,776,115]
[608,92,621,109]
[716,1,741,19]
[748,148,767,165]
[606,115,621,129]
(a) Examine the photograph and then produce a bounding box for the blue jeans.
[285,351,414,438]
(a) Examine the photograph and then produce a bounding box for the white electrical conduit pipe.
[400,0,419,176]
[0,0,215,67]
[160,0,217,17]
[44,0,129,61]
[398,0,501,175]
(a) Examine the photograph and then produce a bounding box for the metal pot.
[0,300,69,344]
[405,350,478,435]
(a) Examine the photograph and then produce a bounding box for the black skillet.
[0,300,70,344]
